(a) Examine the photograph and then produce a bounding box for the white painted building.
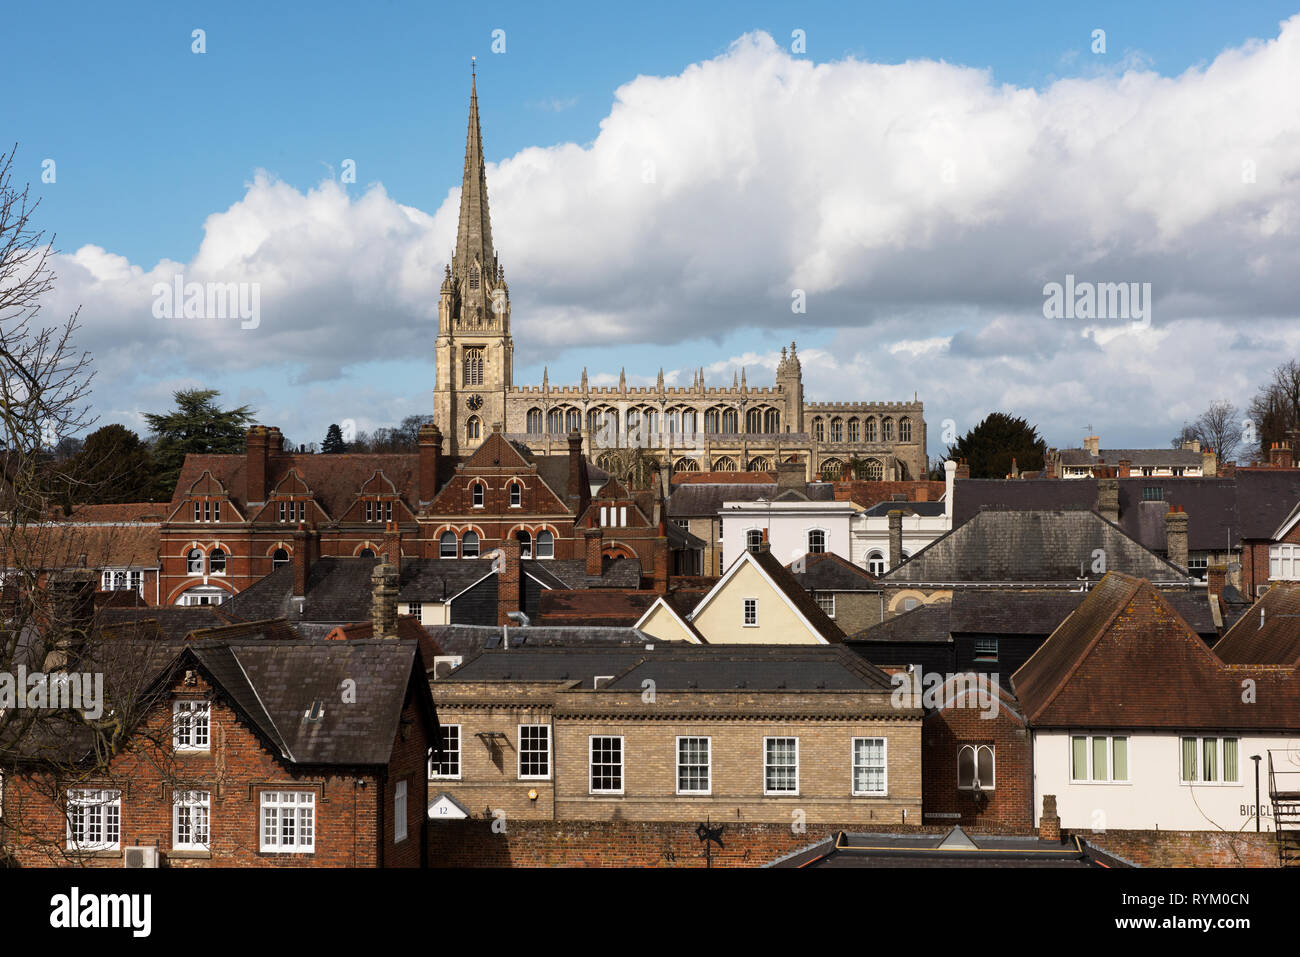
[718,496,857,570]
[850,460,956,573]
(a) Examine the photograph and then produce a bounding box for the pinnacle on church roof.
[656,368,664,391]
[581,367,588,391]
[452,68,495,278]
[619,368,627,391]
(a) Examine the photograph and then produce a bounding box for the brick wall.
[922,700,1032,829]
[1072,829,1280,868]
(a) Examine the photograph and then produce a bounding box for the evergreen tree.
[144,389,255,497]
[68,424,158,503]
[946,413,1046,479]
[322,424,346,454]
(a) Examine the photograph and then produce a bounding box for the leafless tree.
[1173,400,1243,463]
[1248,359,1300,463]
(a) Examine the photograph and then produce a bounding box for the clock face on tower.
[467,394,484,411]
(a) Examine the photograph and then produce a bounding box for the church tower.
[434,65,513,455]
[776,342,804,434]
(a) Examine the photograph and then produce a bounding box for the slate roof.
[955,474,1300,550]
[96,605,235,640]
[605,646,892,691]
[787,552,877,593]
[223,555,643,626]
[947,591,1086,635]
[669,483,776,517]
[881,509,1187,585]
[771,829,1124,868]
[1214,583,1300,665]
[1056,447,1204,468]
[848,602,952,644]
[441,647,652,682]
[862,501,947,517]
[185,638,431,765]
[426,625,657,660]
[1011,573,1300,729]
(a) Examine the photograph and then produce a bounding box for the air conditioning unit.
[432,656,463,679]
[123,846,158,868]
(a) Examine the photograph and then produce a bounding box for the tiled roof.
[1214,583,1300,665]
[1057,448,1204,467]
[96,605,242,640]
[48,503,168,522]
[882,509,1186,585]
[1,522,160,570]
[535,589,662,627]
[672,471,775,485]
[170,452,424,515]
[831,480,948,510]
[1011,573,1300,729]
[325,616,443,666]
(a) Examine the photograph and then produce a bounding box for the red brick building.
[2,638,436,868]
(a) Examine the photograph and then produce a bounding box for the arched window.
[527,408,543,434]
[565,408,581,433]
[721,409,738,434]
[764,408,780,433]
[666,410,681,434]
[466,416,481,441]
[209,548,226,575]
[547,408,563,435]
[864,459,884,481]
[509,482,522,507]
[866,551,886,575]
[746,529,764,552]
[681,410,697,435]
[515,529,532,559]
[813,417,825,442]
[713,456,737,472]
[899,417,912,442]
[958,745,995,790]
[626,408,641,440]
[535,530,555,559]
[865,418,877,442]
[468,265,480,291]
[271,548,290,569]
[463,347,484,385]
[747,457,770,471]
[807,529,827,554]
[462,531,480,558]
[644,409,659,438]
[440,531,458,558]
[187,548,204,575]
[821,458,844,479]
[674,457,700,472]
[831,418,844,443]
[848,418,860,443]
[704,409,721,434]
[359,548,375,558]
[472,482,485,508]
[746,408,763,433]
[882,418,894,442]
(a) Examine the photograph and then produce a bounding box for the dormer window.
[364,500,393,523]
[278,501,306,523]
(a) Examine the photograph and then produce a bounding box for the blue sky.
[8,1,1300,456]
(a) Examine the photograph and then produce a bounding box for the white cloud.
[39,19,1300,452]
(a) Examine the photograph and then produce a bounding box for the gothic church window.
[764,409,780,433]
[466,416,481,441]
[865,418,877,442]
[566,409,581,433]
[813,418,825,442]
[547,409,563,435]
[882,418,894,442]
[848,418,860,442]
[831,418,844,443]
[722,409,738,434]
[746,408,763,433]
[527,408,543,434]
[899,417,912,442]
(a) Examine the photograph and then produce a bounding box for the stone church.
[433,73,927,483]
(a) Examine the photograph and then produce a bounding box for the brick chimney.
[1201,447,1217,477]
[888,509,904,571]
[914,485,929,502]
[496,537,522,627]
[1117,458,1132,478]
[1165,505,1189,571]
[652,534,670,595]
[44,570,98,669]
[1096,475,1119,524]
[775,459,805,494]
[567,430,588,514]
[584,527,604,577]
[247,426,272,504]
[292,525,317,599]
[268,427,284,454]
[1039,794,1061,842]
[370,562,399,639]
[1221,460,1236,478]
[955,459,970,480]
[1270,442,1294,469]
[1083,435,1100,457]
[1207,564,1227,600]
[381,520,402,577]
[418,424,443,505]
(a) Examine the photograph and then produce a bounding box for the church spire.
[453,62,495,277]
